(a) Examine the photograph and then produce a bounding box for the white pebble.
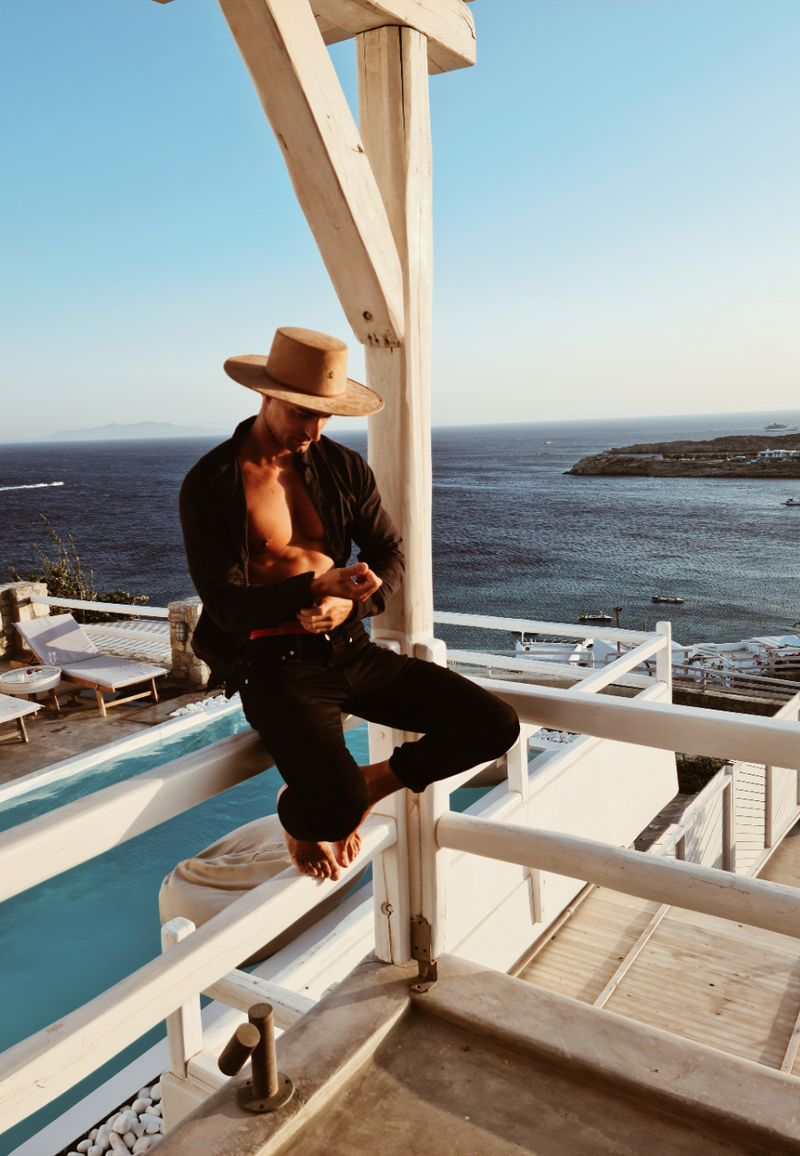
[108,1134,128,1152]
[89,1147,104,1156]
[78,1142,92,1153]
[131,1097,152,1114]
[94,1130,111,1152]
[149,1082,162,1102]
[147,1104,162,1117]
[115,1112,138,1134]
[131,1121,145,1138]
[131,1141,152,1155]
[107,1115,120,1127]
[123,1133,137,1149]
[90,1131,99,1142]
[67,1151,82,1155]
[138,1087,151,1100]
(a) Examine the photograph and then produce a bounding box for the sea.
[1,407,799,1154]
[3,408,800,651]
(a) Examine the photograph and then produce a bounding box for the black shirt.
[179,416,405,686]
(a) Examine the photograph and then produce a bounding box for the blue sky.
[1,0,798,441]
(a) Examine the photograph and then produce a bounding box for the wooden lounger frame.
[11,659,161,717]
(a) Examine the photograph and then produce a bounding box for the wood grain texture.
[217,0,404,347]
[358,25,434,646]
[523,886,800,1072]
[313,0,476,73]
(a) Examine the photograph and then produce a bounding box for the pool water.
[0,706,254,834]
[0,712,494,1155]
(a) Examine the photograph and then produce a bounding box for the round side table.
[0,667,64,711]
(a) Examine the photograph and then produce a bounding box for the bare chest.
[243,460,327,554]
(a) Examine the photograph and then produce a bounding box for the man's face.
[263,397,330,452]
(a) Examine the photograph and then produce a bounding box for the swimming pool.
[0,708,494,1155]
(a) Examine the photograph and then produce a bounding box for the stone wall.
[0,582,50,659]
[168,597,210,687]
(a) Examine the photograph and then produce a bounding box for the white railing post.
[723,767,736,872]
[505,724,530,800]
[765,765,775,849]
[370,720,411,965]
[655,621,672,696]
[161,918,204,1079]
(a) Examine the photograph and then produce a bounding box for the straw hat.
[224,327,383,417]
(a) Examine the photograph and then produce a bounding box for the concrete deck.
[0,656,218,787]
[156,955,800,1156]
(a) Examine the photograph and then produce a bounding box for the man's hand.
[298,596,354,634]
[310,562,382,604]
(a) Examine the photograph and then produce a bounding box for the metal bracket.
[409,915,438,993]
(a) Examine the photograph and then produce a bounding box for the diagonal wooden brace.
[217,0,404,348]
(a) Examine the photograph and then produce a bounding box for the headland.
[565,433,800,478]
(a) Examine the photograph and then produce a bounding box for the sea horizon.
[3,405,800,447]
[3,408,800,649]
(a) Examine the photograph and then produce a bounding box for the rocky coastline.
[565,433,800,478]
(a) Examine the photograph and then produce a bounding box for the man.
[180,326,519,882]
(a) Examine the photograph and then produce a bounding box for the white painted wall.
[448,684,677,971]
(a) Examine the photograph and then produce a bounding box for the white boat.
[783,498,800,506]
[765,422,798,431]
[652,594,684,603]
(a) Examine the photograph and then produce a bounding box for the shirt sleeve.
[179,463,317,634]
[348,457,405,620]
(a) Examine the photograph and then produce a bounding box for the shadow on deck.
[156,953,800,1156]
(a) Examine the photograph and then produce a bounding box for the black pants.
[239,621,520,843]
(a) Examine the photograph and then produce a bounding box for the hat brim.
[224,355,384,418]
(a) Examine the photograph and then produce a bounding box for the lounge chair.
[15,613,168,717]
[0,693,41,743]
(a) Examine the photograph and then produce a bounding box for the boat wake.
[0,481,65,491]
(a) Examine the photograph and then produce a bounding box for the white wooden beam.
[313,0,476,74]
[470,676,800,773]
[202,968,315,1027]
[162,919,204,1079]
[437,812,800,941]
[217,0,404,348]
[0,730,268,904]
[359,25,434,646]
[0,714,363,903]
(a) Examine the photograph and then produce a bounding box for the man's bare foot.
[284,831,341,880]
[277,784,341,881]
[333,830,362,869]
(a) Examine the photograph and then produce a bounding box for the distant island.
[48,421,227,442]
[565,433,800,478]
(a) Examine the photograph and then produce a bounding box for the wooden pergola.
[152,0,476,965]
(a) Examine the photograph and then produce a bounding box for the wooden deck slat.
[521,881,800,1070]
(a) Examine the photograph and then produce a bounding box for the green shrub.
[676,753,727,795]
[9,516,148,624]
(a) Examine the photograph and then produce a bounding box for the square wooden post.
[358,27,452,962]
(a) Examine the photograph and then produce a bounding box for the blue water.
[0,709,253,835]
[3,409,800,649]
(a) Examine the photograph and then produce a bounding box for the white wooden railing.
[30,595,169,618]
[3,620,800,1142]
[436,813,800,939]
[650,694,800,876]
[0,715,390,1134]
